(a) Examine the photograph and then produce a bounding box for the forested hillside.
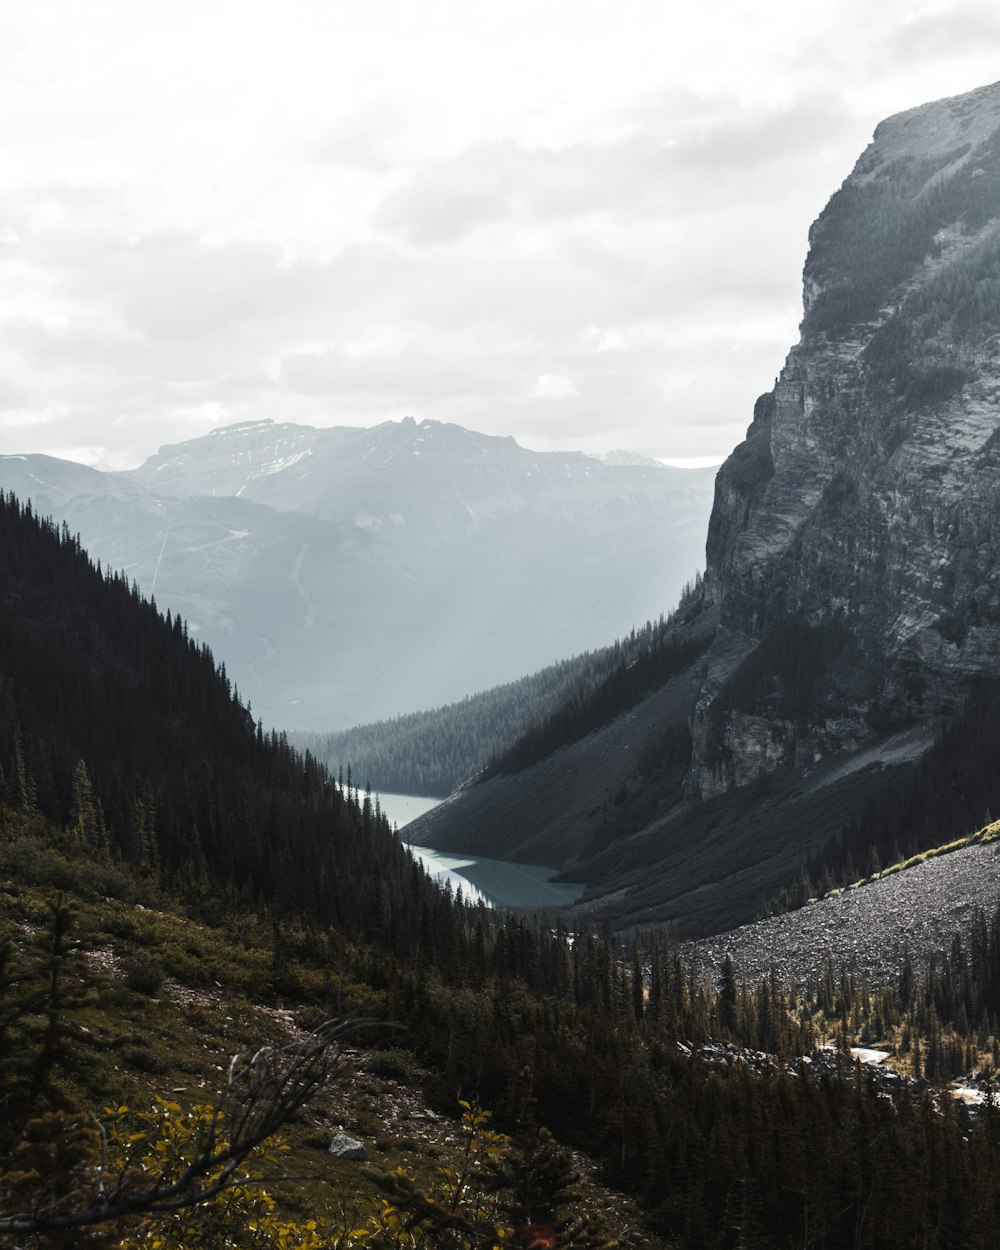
[0,491,430,935]
[293,653,600,798]
[805,679,1000,894]
[479,605,708,782]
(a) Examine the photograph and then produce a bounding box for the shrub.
[123,948,164,996]
[365,1047,417,1082]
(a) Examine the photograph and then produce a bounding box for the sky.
[1,1,999,471]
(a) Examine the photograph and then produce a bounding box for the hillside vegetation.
[803,680,1000,896]
[294,650,616,798]
[5,494,1000,1247]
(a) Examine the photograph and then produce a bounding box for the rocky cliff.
[692,80,1000,797]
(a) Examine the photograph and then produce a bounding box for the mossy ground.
[0,817,658,1245]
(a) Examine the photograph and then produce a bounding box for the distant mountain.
[1,420,715,731]
[595,450,668,468]
[0,451,408,730]
[410,81,1000,933]
[126,416,712,566]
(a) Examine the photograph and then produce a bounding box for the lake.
[378,791,585,911]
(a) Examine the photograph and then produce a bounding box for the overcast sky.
[1,1,998,470]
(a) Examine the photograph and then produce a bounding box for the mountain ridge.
[0,420,715,731]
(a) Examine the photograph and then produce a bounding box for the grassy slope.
[0,814,659,1245]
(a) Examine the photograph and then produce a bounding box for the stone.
[328,1133,369,1161]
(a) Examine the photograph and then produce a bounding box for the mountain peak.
[696,78,1000,799]
[207,418,276,436]
[596,450,665,468]
[866,79,1000,173]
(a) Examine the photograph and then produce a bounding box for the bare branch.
[0,1015,367,1238]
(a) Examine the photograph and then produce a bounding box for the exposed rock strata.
[695,81,1000,796]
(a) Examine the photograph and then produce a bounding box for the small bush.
[123,949,164,996]
[366,1047,417,1082]
[119,1041,169,1075]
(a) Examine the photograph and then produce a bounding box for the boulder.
[328,1133,368,1161]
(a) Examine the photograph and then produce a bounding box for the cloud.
[531,374,580,399]
[0,171,799,469]
[0,378,26,410]
[371,92,854,247]
[890,10,1000,60]
[7,13,984,473]
[311,98,410,170]
[279,342,512,402]
[50,233,310,344]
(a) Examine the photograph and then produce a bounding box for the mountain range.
[0,419,715,731]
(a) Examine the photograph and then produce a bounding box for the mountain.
[410,81,1000,933]
[0,420,715,731]
[692,78,1000,799]
[4,434,1000,1250]
[0,451,409,731]
[7,104,1000,1244]
[596,450,670,467]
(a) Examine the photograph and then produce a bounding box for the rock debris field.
[685,840,1000,988]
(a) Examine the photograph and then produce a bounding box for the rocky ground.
[684,838,1000,988]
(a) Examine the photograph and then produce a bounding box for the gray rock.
[328,1133,369,1161]
[693,79,1000,797]
[685,837,1000,988]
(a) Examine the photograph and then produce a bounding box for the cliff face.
[693,81,1000,797]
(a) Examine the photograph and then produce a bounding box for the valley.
[401,79,1000,941]
[6,71,1000,1250]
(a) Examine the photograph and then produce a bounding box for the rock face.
[693,80,1000,797]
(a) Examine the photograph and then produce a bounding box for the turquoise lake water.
[378,791,584,910]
